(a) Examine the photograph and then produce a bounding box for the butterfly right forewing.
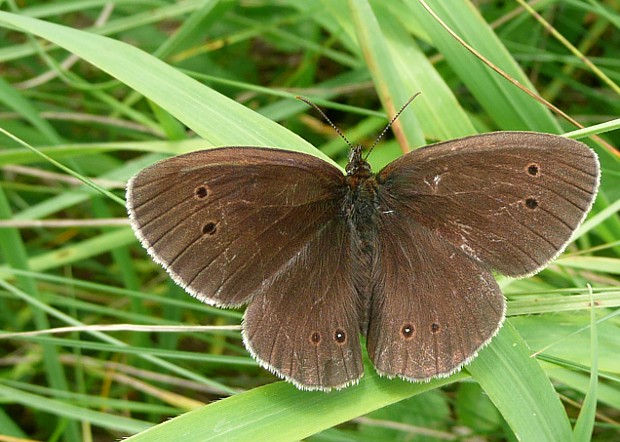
[377,132,599,277]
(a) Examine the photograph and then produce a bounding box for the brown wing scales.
[127,148,347,307]
[377,132,599,277]
[243,219,364,390]
[367,210,505,380]
[127,147,364,389]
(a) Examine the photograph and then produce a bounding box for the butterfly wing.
[367,210,504,380]
[376,132,600,277]
[366,132,598,380]
[243,215,364,390]
[126,148,363,389]
[127,147,342,307]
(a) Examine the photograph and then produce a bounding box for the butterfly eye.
[430,323,441,334]
[400,323,415,339]
[334,329,347,344]
[194,185,210,199]
[309,332,321,345]
[526,163,541,176]
[524,198,539,210]
[202,222,218,235]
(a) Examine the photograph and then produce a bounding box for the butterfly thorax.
[343,146,379,228]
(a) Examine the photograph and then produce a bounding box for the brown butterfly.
[126,103,599,391]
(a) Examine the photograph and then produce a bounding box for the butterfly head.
[346,145,372,177]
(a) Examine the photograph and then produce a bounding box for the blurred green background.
[0,1,619,441]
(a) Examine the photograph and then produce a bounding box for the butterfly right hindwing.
[366,205,505,380]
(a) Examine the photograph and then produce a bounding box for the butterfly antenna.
[366,93,421,158]
[297,96,355,150]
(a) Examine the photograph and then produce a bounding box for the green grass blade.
[572,287,599,441]
[345,0,476,143]
[468,323,572,441]
[347,0,425,150]
[0,188,80,441]
[0,383,151,434]
[403,0,562,132]
[124,372,464,442]
[0,10,324,158]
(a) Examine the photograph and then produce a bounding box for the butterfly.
[126,102,599,391]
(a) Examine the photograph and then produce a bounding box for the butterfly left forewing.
[367,209,505,380]
[127,147,346,307]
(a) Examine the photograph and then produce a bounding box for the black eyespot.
[195,185,209,199]
[525,198,539,210]
[401,323,415,339]
[202,222,217,235]
[431,323,440,334]
[334,329,346,344]
[526,163,540,176]
[310,332,321,345]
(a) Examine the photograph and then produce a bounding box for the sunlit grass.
[0,1,619,440]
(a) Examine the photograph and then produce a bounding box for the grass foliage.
[1,0,619,440]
